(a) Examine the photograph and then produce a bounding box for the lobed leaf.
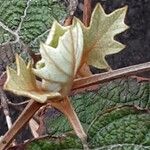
[33,22,84,95]
[75,3,129,69]
[45,21,69,48]
[4,55,61,103]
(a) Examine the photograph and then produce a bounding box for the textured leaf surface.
[76,3,128,69]
[27,135,82,150]
[33,23,83,95]
[44,78,150,149]
[0,0,67,46]
[4,55,61,103]
[45,21,69,48]
[88,107,150,148]
[0,0,67,74]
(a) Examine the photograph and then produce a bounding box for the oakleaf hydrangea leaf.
[75,3,129,69]
[33,22,83,95]
[45,20,69,48]
[4,55,61,103]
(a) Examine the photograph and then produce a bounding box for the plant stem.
[83,0,92,27]
[73,62,150,91]
[64,16,73,26]
[0,100,43,150]
[80,0,93,77]
[50,96,89,150]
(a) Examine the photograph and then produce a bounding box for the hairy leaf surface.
[75,3,128,69]
[27,135,82,150]
[4,55,61,103]
[33,23,83,95]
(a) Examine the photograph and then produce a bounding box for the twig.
[73,62,150,91]
[0,98,59,150]
[7,100,29,107]
[29,119,39,138]
[83,0,92,26]
[0,100,42,150]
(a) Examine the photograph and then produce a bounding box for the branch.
[73,62,150,91]
[83,0,92,26]
[0,100,43,150]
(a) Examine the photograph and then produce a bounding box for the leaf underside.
[4,55,61,103]
[33,22,83,95]
[75,3,128,69]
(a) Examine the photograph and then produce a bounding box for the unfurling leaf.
[33,22,83,95]
[45,20,69,48]
[75,3,129,69]
[4,55,61,103]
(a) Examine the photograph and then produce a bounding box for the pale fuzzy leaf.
[45,21,69,48]
[33,22,83,95]
[4,55,61,103]
[75,3,129,69]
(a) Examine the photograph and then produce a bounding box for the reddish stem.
[83,0,92,27]
[73,62,150,91]
[64,16,73,26]
[50,97,88,149]
[0,100,43,150]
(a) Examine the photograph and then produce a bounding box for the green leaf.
[27,135,82,150]
[33,22,84,95]
[45,78,150,149]
[94,144,150,150]
[75,3,128,69]
[88,106,150,148]
[0,0,67,50]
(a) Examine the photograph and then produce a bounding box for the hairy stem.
[51,96,89,149]
[83,0,92,27]
[80,0,93,77]
[73,62,150,91]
